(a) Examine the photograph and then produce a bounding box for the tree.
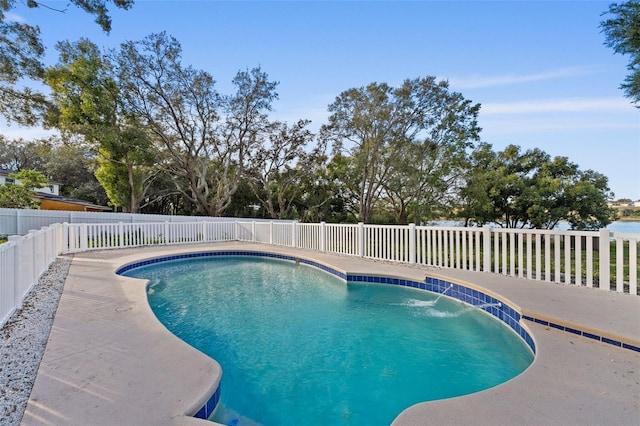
[0,134,52,170]
[0,134,109,204]
[0,0,133,125]
[45,138,109,205]
[291,153,349,223]
[116,32,278,216]
[601,1,640,106]
[247,119,324,219]
[562,169,617,230]
[456,143,502,226]
[0,169,47,208]
[45,38,156,212]
[322,77,480,223]
[217,66,279,215]
[457,144,616,229]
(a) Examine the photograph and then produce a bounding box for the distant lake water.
[603,221,640,234]
[554,221,640,234]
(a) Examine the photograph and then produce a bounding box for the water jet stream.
[433,284,454,304]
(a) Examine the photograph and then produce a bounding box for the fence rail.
[0,208,287,236]
[2,218,638,329]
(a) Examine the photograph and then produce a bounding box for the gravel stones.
[0,256,71,425]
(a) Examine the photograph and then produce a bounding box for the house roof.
[37,192,112,211]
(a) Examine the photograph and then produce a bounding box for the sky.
[2,0,639,200]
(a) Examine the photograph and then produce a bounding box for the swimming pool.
[122,254,534,425]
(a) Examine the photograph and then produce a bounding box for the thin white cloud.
[481,97,636,115]
[481,119,638,134]
[4,12,26,23]
[450,67,597,89]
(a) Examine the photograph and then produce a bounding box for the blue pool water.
[124,256,533,425]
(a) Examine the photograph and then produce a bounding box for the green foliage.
[45,38,156,212]
[0,134,108,204]
[601,0,640,106]
[0,0,133,125]
[247,119,326,219]
[45,140,108,205]
[458,144,615,229]
[115,33,278,216]
[11,168,47,188]
[0,6,46,125]
[0,134,52,170]
[289,153,351,223]
[0,169,47,208]
[94,146,129,208]
[45,39,118,130]
[322,77,480,223]
[621,208,640,217]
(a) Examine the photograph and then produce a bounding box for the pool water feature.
[123,255,534,425]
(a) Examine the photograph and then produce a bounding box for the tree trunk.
[126,158,139,213]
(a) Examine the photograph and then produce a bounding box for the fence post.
[118,222,124,248]
[163,222,169,245]
[291,221,298,248]
[64,222,72,253]
[40,226,49,265]
[57,223,63,255]
[629,238,638,295]
[270,221,274,245]
[28,230,38,284]
[252,221,256,242]
[598,228,611,291]
[16,209,22,235]
[320,222,326,252]
[201,221,207,242]
[409,223,416,264]
[358,222,364,257]
[482,225,492,272]
[80,223,88,252]
[8,235,21,309]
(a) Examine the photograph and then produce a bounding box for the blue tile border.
[521,315,639,353]
[193,384,221,419]
[117,250,348,281]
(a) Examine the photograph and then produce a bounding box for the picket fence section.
[1,219,638,329]
[62,220,638,295]
[0,224,63,328]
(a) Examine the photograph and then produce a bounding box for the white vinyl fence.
[0,208,286,236]
[0,224,63,327]
[1,219,638,329]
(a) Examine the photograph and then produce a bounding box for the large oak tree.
[322,77,481,223]
[115,32,278,216]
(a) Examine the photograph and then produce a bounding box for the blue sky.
[3,0,639,199]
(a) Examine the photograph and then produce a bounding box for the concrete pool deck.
[22,242,640,425]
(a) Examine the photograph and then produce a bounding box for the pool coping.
[22,242,640,426]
